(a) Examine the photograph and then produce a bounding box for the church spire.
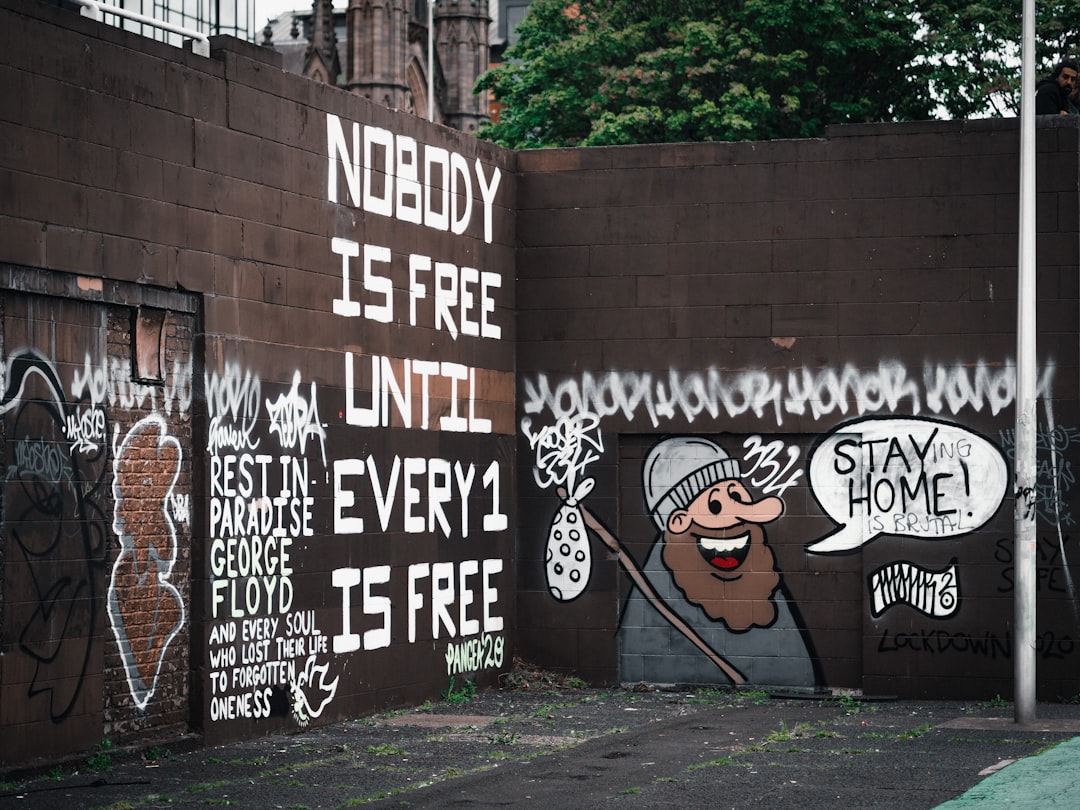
[432,0,490,133]
[303,0,342,84]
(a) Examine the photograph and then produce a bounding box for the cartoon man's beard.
[661,523,780,631]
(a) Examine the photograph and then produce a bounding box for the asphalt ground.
[3,681,1080,809]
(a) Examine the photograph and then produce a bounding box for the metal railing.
[75,0,210,57]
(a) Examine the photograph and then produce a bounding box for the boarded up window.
[132,307,165,383]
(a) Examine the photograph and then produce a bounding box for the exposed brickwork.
[101,307,195,745]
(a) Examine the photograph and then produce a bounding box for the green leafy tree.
[476,0,1080,148]
[915,1,1080,117]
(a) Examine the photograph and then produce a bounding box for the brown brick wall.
[1,0,517,762]
[3,0,1080,772]
[514,122,1080,700]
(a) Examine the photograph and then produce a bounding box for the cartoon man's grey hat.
[644,436,741,530]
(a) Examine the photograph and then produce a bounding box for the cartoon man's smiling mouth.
[697,532,750,570]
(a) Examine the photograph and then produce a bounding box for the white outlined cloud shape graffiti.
[807,416,1008,554]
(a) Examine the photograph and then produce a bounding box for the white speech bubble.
[807,417,1008,554]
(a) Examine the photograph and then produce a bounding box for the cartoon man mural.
[577,436,816,687]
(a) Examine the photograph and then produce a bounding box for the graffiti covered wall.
[0,278,197,763]
[514,127,1080,700]
[189,93,516,746]
[3,0,1080,772]
[0,1,516,760]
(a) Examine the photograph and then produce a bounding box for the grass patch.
[484,750,520,761]
[897,723,934,740]
[86,738,116,773]
[532,703,560,718]
[737,689,771,705]
[366,743,405,756]
[763,720,814,744]
[441,677,477,704]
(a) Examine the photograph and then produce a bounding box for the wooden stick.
[559,490,746,685]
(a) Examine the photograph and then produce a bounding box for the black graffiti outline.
[867,558,960,619]
[805,414,1009,556]
[3,350,110,722]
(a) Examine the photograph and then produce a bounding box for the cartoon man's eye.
[708,494,723,514]
[728,484,748,504]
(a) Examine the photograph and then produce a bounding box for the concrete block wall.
[514,123,1080,700]
[0,0,516,766]
[2,0,1080,772]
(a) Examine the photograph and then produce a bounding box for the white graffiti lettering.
[206,364,261,454]
[169,492,190,526]
[521,412,603,493]
[63,406,106,454]
[445,632,505,676]
[209,536,295,619]
[333,456,504,538]
[71,353,192,415]
[807,417,1009,553]
[344,351,493,433]
[266,371,327,465]
[326,114,502,244]
[741,435,803,496]
[998,425,1078,527]
[521,361,1056,429]
[331,241,502,341]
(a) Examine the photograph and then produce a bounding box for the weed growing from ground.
[86,739,115,773]
[763,720,814,744]
[441,677,477,704]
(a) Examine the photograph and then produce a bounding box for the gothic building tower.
[433,0,490,133]
[345,0,410,111]
[303,0,342,84]
[265,1,491,130]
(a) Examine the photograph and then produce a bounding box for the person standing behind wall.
[1035,59,1079,114]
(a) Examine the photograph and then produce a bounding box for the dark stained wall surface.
[0,0,517,762]
[2,0,1080,772]
[513,125,1080,701]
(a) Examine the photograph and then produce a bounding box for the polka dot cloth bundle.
[545,478,594,601]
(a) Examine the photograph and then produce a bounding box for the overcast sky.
[255,0,306,26]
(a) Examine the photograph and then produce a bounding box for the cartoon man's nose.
[738,495,784,523]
